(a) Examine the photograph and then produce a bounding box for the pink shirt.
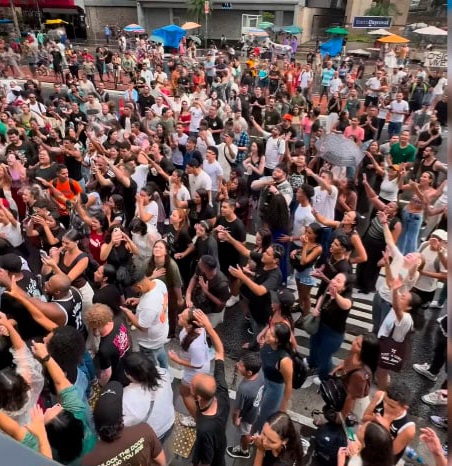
[343,126,365,144]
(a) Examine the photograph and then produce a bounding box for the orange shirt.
[53,178,82,215]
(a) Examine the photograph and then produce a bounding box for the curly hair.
[96,421,124,443]
[84,303,114,329]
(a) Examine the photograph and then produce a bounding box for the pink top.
[301,116,313,135]
[343,126,365,144]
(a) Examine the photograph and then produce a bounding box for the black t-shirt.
[65,153,83,181]
[317,256,351,297]
[263,449,300,466]
[97,318,131,385]
[320,291,352,334]
[416,130,442,157]
[264,110,280,130]
[192,360,230,466]
[146,157,174,193]
[250,95,266,121]
[166,225,192,256]
[206,116,224,144]
[187,202,216,237]
[6,141,37,167]
[241,252,282,324]
[112,177,137,225]
[137,94,156,116]
[93,283,123,316]
[193,267,230,314]
[359,114,378,141]
[280,125,297,140]
[216,216,246,274]
[2,271,45,341]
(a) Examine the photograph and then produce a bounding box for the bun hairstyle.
[181,307,202,352]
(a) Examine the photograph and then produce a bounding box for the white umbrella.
[347,48,371,56]
[413,26,447,36]
[368,29,392,36]
[407,22,428,29]
[315,135,365,167]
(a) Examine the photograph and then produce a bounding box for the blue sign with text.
[352,16,392,28]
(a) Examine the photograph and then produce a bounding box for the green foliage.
[347,33,373,42]
[262,12,275,22]
[364,2,402,16]
[187,0,211,23]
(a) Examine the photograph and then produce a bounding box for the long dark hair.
[181,308,202,352]
[273,322,293,355]
[195,188,210,211]
[123,352,162,391]
[46,411,84,463]
[361,421,394,466]
[359,333,380,374]
[0,368,30,412]
[266,412,304,465]
[265,193,290,232]
[147,239,172,273]
[257,227,272,252]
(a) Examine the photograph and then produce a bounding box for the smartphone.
[39,249,49,259]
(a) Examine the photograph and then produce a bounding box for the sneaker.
[413,363,438,381]
[442,443,448,457]
[179,414,197,428]
[430,416,447,430]
[429,301,444,309]
[422,390,447,406]
[225,295,240,308]
[226,446,250,459]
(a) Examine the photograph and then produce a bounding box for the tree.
[262,12,275,23]
[365,2,401,16]
[187,0,211,24]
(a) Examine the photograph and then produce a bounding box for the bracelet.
[39,354,51,363]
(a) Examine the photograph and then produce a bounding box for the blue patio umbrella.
[123,24,145,34]
[152,24,186,48]
[149,35,164,43]
[283,25,302,34]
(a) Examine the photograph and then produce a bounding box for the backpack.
[314,422,348,466]
[291,351,308,389]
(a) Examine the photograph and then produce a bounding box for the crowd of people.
[0,27,447,466]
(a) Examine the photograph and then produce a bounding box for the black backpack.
[314,421,347,466]
[319,376,347,412]
[291,351,308,389]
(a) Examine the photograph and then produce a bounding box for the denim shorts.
[295,266,316,286]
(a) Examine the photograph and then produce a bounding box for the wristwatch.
[39,354,51,363]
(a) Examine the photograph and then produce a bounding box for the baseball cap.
[0,253,22,273]
[283,113,292,121]
[431,229,447,241]
[93,381,124,426]
[271,289,295,308]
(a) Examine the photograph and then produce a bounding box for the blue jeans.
[397,209,423,254]
[372,291,393,334]
[308,323,344,380]
[388,121,402,137]
[318,227,332,265]
[253,378,284,433]
[139,345,169,369]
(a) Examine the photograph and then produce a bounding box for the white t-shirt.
[264,136,285,170]
[378,309,413,342]
[189,107,204,133]
[179,327,211,383]
[131,164,149,192]
[379,173,399,202]
[0,222,23,247]
[202,160,223,191]
[292,205,315,246]
[122,368,175,439]
[188,170,212,198]
[376,244,419,303]
[312,185,338,220]
[366,77,381,96]
[136,200,159,232]
[136,279,169,350]
[389,100,409,123]
[298,70,313,89]
[196,132,215,158]
[172,132,188,166]
[329,78,342,94]
[433,77,447,95]
[415,243,446,292]
[169,183,190,212]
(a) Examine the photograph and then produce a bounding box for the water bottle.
[404,446,425,465]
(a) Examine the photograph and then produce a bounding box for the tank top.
[53,286,84,333]
[58,251,88,289]
[379,174,399,202]
[374,397,415,463]
[260,344,289,384]
[107,242,132,268]
[419,158,439,184]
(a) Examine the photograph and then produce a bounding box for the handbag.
[378,324,409,372]
[303,313,320,335]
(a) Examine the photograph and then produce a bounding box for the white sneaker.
[429,301,443,309]
[422,390,447,406]
[225,295,240,308]
[313,376,321,386]
[179,414,197,428]
[413,363,438,381]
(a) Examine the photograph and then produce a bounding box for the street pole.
[204,0,209,50]
[9,0,20,35]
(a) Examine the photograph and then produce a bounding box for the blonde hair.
[83,303,113,329]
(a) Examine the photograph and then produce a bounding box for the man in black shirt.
[263,97,281,131]
[249,87,266,125]
[190,309,229,466]
[84,303,130,386]
[137,85,155,117]
[220,238,283,350]
[186,255,230,328]
[206,106,224,144]
[359,106,379,142]
[6,128,37,167]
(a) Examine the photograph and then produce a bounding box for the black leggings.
[430,326,446,375]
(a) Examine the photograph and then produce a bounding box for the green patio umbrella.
[258,21,274,29]
[326,26,349,35]
[283,25,302,34]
